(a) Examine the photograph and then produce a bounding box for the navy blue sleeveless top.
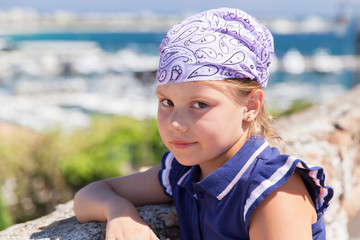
[158,135,333,239]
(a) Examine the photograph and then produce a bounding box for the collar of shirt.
[177,135,269,200]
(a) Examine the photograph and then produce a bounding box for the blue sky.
[0,0,353,19]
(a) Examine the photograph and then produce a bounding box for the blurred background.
[0,0,359,231]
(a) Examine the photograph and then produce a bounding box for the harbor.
[0,5,360,240]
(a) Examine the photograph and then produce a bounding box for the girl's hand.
[105,215,159,240]
[105,199,159,240]
[73,165,171,239]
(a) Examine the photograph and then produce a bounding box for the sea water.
[3,31,356,56]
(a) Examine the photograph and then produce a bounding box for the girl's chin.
[170,153,197,166]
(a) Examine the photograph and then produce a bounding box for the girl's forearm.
[73,181,137,223]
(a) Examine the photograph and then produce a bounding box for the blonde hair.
[206,78,285,153]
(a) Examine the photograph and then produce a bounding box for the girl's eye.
[161,99,174,107]
[193,102,209,109]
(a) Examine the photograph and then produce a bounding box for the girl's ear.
[244,89,264,121]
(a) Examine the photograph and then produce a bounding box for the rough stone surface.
[274,85,360,240]
[0,201,180,240]
[1,85,360,239]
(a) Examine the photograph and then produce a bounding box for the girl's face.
[156,81,249,177]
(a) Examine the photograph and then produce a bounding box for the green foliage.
[0,191,13,231]
[0,116,167,226]
[270,99,314,119]
[61,116,167,189]
[0,129,72,224]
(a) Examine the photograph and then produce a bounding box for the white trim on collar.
[216,142,269,200]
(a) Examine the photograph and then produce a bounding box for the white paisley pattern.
[157,8,274,88]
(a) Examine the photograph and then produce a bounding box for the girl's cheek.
[157,118,165,131]
[157,110,166,124]
[157,117,168,137]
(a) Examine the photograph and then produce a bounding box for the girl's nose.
[169,112,188,132]
[169,121,187,132]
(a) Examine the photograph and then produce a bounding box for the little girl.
[74,8,333,240]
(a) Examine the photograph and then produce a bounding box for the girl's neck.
[198,130,249,182]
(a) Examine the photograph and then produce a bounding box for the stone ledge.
[0,201,181,240]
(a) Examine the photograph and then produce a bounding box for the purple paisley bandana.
[156,8,274,88]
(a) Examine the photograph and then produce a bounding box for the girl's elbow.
[73,184,87,206]
[72,184,96,223]
[73,196,94,223]
[74,212,87,223]
[73,180,111,222]
[73,191,85,222]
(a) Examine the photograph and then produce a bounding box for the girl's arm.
[249,171,317,240]
[73,164,172,240]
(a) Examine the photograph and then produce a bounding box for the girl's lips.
[171,140,196,149]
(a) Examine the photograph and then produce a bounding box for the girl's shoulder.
[244,149,333,227]
[248,170,319,239]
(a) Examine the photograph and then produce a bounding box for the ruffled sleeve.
[295,159,334,217]
[243,154,334,229]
